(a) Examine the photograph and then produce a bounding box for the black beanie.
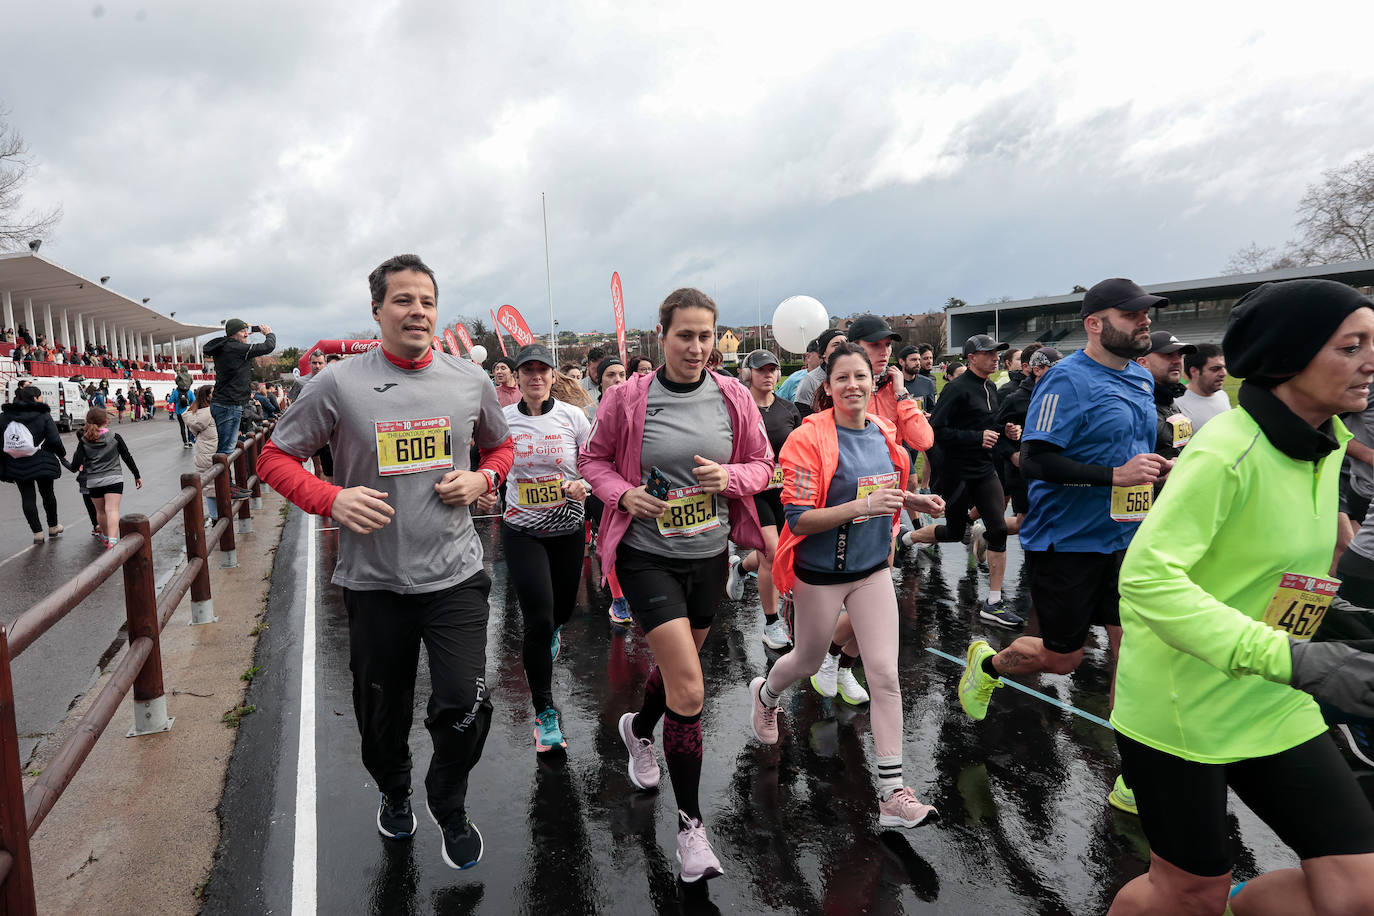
[1223,279,1372,388]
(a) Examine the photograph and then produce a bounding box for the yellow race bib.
[656,485,720,538]
[516,474,565,508]
[1167,413,1193,449]
[374,417,453,477]
[768,465,784,490]
[854,472,900,522]
[1262,573,1338,640]
[1109,484,1152,522]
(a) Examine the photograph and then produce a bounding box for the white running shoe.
[836,668,870,705]
[810,653,839,698]
[726,553,745,601]
[761,617,792,650]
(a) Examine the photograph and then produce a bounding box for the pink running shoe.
[749,677,779,745]
[618,712,660,790]
[675,812,724,882]
[878,787,937,828]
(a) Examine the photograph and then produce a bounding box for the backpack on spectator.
[3,420,37,458]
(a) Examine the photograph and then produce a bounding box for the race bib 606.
[375,417,453,476]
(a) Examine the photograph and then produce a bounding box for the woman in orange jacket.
[746,342,945,828]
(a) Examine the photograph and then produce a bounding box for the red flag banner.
[611,271,628,364]
[432,336,443,352]
[454,324,474,353]
[444,329,461,355]
[496,304,535,347]
[490,309,509,356]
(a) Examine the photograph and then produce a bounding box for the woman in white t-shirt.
[480,344,591,756]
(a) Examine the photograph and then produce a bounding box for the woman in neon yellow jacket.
[1109,279,1374,915]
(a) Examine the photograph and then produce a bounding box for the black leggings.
[176,413,189,444]
[501,523,585,713]
[15,478,58,533]
[934,472,1008,552]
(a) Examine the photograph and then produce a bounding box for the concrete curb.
[23,491,287,915]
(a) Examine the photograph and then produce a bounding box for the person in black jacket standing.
[993,346,1062,544]
[1,384,67,543]
[903,334,1024,627]
[1134,330,1196,468]
[203,318,276,464]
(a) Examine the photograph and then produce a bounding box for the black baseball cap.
[1147,330,1197,356]
[963,334,1009,357]
[743,349,780,370]
[513,343,556,369]
[1080,278,1169,318]
[805,338,820,354]
[846,315,902,343]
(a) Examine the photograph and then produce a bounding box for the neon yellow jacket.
[1111,406,1349,763]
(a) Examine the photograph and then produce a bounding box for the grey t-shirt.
[271,347,509,594]
[1345,391,1374,501]
[793,366,827,413]
[621,372,733,558]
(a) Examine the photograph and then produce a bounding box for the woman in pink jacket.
[580,287,773,884]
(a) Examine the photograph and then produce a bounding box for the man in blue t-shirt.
[955,277,1172,814]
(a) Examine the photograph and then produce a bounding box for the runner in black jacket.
[992,347,1062,545]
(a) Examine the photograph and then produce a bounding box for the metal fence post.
[233,448,253,535]
[119,515,172,737]
[246,437,262,510]
[0,629,36,915]
[120,515,172,737]
[213,455,237,568]
[180,473,216,625]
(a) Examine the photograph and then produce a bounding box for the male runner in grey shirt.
[259,254,513,871]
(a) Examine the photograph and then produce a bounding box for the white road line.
[291,515,317,913]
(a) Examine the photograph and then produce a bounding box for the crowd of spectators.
[3,325,198,376]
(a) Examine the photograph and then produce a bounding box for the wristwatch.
[480,468,500,493]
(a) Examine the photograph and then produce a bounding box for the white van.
[3,377,91,432]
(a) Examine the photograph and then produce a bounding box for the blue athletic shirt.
[1020,350,1155,553]
[787,421,899,578]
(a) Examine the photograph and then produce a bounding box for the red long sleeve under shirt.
[257,346,515,516]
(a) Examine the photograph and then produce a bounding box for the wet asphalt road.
[0,411,201,764]
[207,506,1371,915]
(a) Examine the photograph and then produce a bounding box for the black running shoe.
[230,486,252,500]
[376,790,417,839]
[979,599,1024,629]
[427,801,483,869]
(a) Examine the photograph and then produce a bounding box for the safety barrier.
[0,422,275,914]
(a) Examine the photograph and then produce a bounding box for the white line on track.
[291,515,318,913]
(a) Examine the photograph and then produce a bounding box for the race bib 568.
[1110,484,1151,522]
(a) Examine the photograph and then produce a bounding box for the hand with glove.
[1289,638,1374,718]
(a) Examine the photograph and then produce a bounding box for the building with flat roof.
[945,260,1374,356]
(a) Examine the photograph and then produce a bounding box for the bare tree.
[0,108,61,251]
[1293,151,1374,264]
[1223,242,1304,275]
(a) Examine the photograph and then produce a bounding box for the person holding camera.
[203,319,276,475]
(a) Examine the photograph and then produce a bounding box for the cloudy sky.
[5,2,1374,351]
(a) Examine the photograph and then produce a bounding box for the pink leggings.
[765,566,902,759]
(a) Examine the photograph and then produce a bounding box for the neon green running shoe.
[957,640,1002,721]
[1107,774,1137,815]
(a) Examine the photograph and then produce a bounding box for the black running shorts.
[87,483,125,499]
[1117,730,1374,877]
[1025,548,1123,654]
[752,488,785,530]
[614,544,728,633]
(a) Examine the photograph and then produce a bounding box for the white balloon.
[469,345,488,365]
[771,295,830,354]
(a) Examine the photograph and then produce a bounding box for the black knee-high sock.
[633,666,666,740]
[663,707,703,822]
[828,642,844,658]
[838,653,857,669]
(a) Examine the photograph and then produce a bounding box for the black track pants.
[343,570,493,823]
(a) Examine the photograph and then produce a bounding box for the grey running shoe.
[979,598,1024,629]
[618,712,660,789]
